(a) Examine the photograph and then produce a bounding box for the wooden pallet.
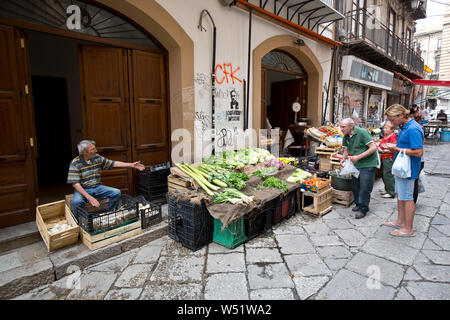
[332,188,354,207]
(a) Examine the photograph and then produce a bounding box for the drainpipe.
[198,10,217,154]
[245,7,252,131]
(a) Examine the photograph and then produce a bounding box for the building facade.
[334,0,426,127]
[0,0,345,227]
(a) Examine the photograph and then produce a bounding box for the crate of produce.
[135,195,162,229]
[244,201,274,241]
[331,188,354,207]
[302,188,333,218]
[213,217,248,249]
[138,183,168,204]
[300,177,331,194]
[77,194,140,235]
[319,156,332,172]
[36,200,79,252]
[65,198,141,251]
[167,193,213,251]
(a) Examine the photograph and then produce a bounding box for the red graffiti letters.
[215,63,242,85]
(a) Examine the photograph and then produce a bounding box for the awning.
[412,80,450,87]
[234,0,343,48]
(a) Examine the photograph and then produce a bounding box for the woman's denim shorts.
[394,176,416,201]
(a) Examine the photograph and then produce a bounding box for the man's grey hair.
[340,118,355,126]
[77,140,95,155]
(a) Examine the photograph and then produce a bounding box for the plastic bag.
[391,149,411,178]
[418,170,426,193]
[340,159,360,178]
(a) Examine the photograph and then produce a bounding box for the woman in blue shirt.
[384,104,424,237]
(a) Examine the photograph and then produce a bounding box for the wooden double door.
[0,24,169,228]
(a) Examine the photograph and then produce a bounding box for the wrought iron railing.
[341,9,424,75]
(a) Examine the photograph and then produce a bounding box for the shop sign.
[341,55,393,91]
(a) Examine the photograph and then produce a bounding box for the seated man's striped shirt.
[67,155,115,188]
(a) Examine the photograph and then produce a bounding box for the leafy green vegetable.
[253,167,278,179]
[286,168,313,183]
[213,188,254,204]
[228,172,249,190]
[261,177,288,191]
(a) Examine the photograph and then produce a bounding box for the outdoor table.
[422,121,450,137]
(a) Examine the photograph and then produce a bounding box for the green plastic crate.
[213,217,247,249]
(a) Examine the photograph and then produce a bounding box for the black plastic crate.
[138,184,168,203]
[283,189,298,219]
[77,194,139,235]
[244,201,274,240]
[138,163,170,186]
[167,194,213,251]
[135,196,162,229]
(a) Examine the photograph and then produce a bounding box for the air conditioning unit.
[219,0,234,7]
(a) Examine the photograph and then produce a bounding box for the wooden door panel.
[0,25,36,227]
[135,103,165,146]
[0,97,23,156]
[88,102,124,147]
[130,50,169,167]
[80,45,132,194]
[84,49,122,98]
[134,53,162,99]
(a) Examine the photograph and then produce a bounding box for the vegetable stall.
[166,147,332,251]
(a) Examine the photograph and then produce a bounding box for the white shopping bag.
[340,159,360,178]
[391,149,411,179]
[418,170,426,193]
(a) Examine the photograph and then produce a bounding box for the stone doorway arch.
[96,0,195,157]
[253,34,324,130]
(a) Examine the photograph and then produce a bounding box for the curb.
[1,221,168,300]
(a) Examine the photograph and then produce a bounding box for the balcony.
[400,0,427,20]
[339,9,424,79]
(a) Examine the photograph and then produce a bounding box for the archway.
[262,49,308,131]
[253,35,324,130]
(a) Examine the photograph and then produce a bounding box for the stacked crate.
[301,177,333,218]
[315,147,339,171]
[138,162,170,204]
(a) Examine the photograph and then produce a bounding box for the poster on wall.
[213,62,244,152]
[367,92,382,127]
[343,82,365,124]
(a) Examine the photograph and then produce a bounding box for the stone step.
[0,205,168,300]
[0,221,42,254]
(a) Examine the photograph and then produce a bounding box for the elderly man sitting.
[68,140,145,220]
[339,118,379,219]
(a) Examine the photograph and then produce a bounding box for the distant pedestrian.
[383,104,424,237]
[339,118,379,219]
[377,121,397,198]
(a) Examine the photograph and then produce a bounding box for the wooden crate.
[36,200,80,252]
[319,156,332,171]
[300,176,331,194]
[315,146,339,155]
[332,188,354,207]
[302,188,333,218]
[65,195,142,251]
[168,175,193,192]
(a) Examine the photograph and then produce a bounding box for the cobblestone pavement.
[12,143,450,300]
